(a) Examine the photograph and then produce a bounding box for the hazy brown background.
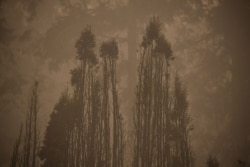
[0,0,249,166]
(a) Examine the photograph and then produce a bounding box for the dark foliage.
[133,17,193,167]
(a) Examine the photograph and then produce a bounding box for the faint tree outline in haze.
[10,81,40,167]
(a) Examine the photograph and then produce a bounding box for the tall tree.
[74,25,98,167]
[100,39,124,167]
[172,75,193,167]
[133,16,174,167]
[39,91,73,167]
[40,26,124,167]
[132,16,193,167]
[40,27,99,167]
[10,81,40,167]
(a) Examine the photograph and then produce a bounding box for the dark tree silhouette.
[133,16,172,167]
[172,75,193,167]
[100,39,124,167]
[132,16,193,167]
[39,91,73,167]
[39,26,124,167]
[73,26,98,167]
[39,26,99,167]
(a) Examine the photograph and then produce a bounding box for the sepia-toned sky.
[0,0,249,166]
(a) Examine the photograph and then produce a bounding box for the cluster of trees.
[132,17,193,167]
[11,17,195,167]
[39,26,124,167]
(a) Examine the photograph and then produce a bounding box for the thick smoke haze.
[0,0,249,166]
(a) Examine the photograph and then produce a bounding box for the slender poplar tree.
[100,40,124,167]
[133,16,193,167]
[10,81,40,167]
[172,74,193,167]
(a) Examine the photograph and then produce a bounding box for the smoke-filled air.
[0,0,249,167]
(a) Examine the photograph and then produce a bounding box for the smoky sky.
[0,0,249,167]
